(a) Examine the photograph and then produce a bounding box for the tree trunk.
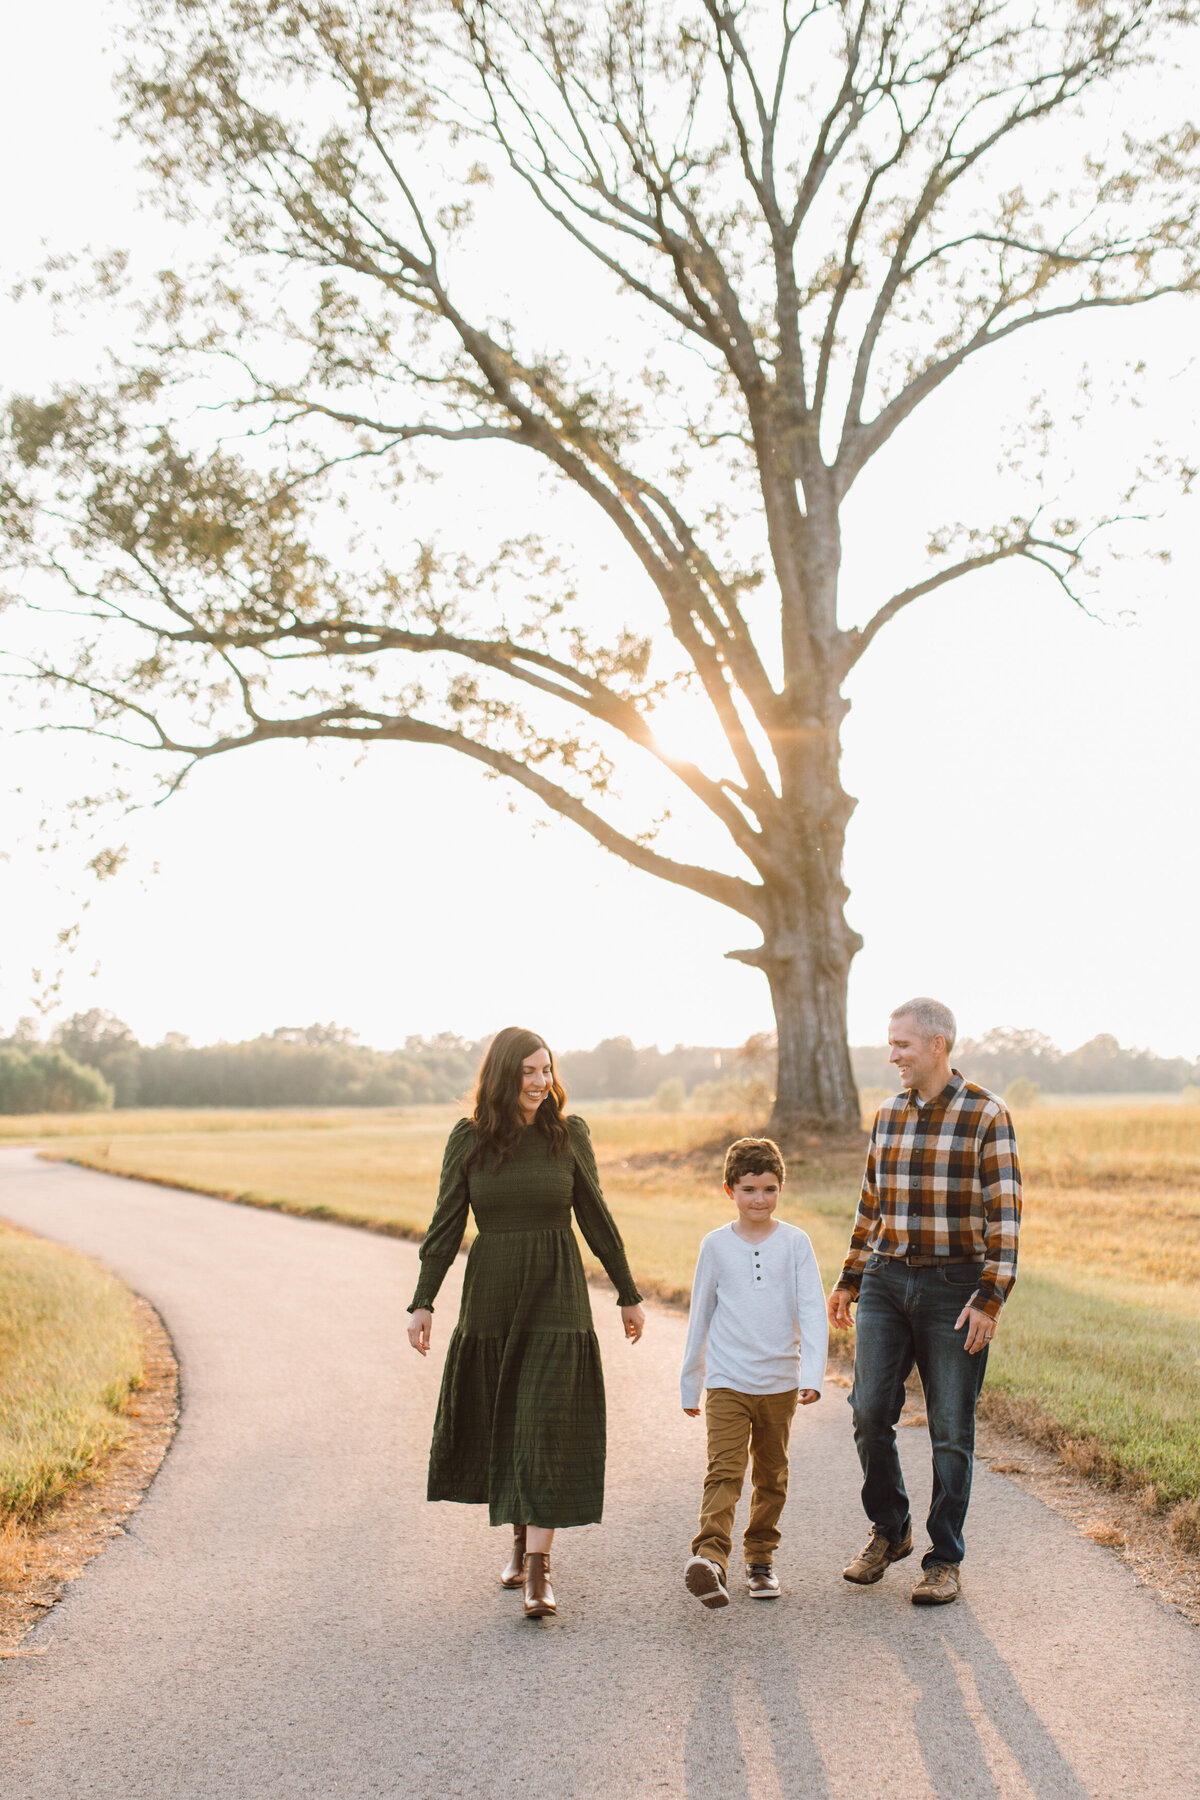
[766,944,861,1137]
[728,633,865,1138]
[727,856,864,1139]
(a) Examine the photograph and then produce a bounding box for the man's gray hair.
[890,997,957,1053]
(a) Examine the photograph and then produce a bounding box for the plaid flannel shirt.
[836,1071,1022,1320]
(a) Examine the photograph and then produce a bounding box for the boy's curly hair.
[723,1136,786,1189]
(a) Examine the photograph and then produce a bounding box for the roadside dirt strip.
[1,1146,1196,1800]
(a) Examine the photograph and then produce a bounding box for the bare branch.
[16,656,765,918]
[844,520,1096,671]
[842,280,1195,491]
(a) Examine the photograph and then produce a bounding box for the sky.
[1,3,1198,1061]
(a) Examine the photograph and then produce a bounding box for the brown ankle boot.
[523,1550,556,1618]
[501,1526,527,1589]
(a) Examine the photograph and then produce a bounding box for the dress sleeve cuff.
[407,1298,434,1314]
[616,1287,643,1307]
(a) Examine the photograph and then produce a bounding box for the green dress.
[408,1114,641,1529]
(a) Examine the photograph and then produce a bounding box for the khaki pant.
[692,1387,798,1571]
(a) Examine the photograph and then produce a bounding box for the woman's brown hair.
[468,1026,570,1170]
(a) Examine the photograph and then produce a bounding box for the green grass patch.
[981,1271,1200,1504]
[0,1223,143,1521]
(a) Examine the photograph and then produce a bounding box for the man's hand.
[955,1304,997,1355]
[407,1308,433,1355]
[797,1388,821,1405]
[827,1287,855,1330]
[683,1407,701,1417]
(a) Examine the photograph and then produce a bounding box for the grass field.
[0,1222,144,1523]
[9,1100,1200,1515]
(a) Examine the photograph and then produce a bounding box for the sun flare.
[645,697,724,771]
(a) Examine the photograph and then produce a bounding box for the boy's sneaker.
[684,1556,730,1609]
[745,1563,781,1598]
[842,1525,914,1584]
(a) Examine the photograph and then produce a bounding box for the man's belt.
[881,1252,982,1268]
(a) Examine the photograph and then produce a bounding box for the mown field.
[5,1100,1199,1519]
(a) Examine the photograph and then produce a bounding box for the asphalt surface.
[1,1145,1197,1800]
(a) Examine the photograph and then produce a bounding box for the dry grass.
[1018,1184,1200,1290]
[42,1113,457,1236]
[1081,1519,1127,1548]
[1,1297,177,1656]
[1170,1500,1200,1553]
[0,1520,29,1589]
[0,1223,144,1522]
[1016,1104,1200,1188]
[30,1107,743,1250]
[0,1105,456,1141]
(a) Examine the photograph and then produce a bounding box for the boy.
[681,1137,828,1607]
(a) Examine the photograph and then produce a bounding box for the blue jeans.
[849,1254,989,1568]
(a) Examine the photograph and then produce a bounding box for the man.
[828,998,1022,1605]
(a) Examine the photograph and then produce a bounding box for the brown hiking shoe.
[842,1525,914,1585]
[911,1562,961,1605]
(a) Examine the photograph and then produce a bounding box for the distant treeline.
[567,1029,1200,1102]
[0,1014,1195,1114]
[556,1038,734,1100]
[853,1027,1200,1096]
[0,1017,739,1113]
[0,1046,114,1115]
[0,1015,479,1113]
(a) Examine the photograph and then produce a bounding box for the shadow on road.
[684,1639,831,1798]
[683,1598,1091,1800]
[907,1603,1092,1799]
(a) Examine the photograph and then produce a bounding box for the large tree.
[2,0,1197,1133]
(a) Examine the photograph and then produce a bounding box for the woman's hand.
[407,1308,433,1355]
[621,1304,645,1343]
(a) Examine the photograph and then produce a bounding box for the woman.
[407,1026,645,1618]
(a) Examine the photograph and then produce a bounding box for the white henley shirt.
[679,1220,829,1411]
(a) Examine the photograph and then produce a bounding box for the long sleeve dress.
[408,1114,642,1529]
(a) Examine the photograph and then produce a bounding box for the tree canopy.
[3,0,1197,1129]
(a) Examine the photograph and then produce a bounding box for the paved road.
[1,1147,1197,1800]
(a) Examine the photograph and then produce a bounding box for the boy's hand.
[797,1388,821,1405]
[827,1287,855,1330]
[683,1407,701,1417]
